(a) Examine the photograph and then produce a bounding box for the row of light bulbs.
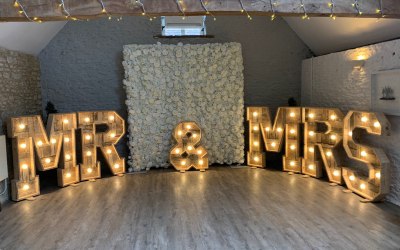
[12,0,387,23]
[251,109,382,185]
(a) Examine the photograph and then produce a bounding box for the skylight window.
[161,16,206,36]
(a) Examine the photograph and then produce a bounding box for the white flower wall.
[123,42,245,171]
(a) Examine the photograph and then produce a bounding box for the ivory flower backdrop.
[123,42,245,171]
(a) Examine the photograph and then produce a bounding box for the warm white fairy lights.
[328,0,336,20]
[269,0,277,21]
[14,0,39,22]
[200,0,216,21]
[238,0,252,20]
[300,0,310,20]
[352,0,362,15]
[176,0,186,20]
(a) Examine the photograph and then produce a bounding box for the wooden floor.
[0,167,400,250]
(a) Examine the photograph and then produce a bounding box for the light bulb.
[37,140,43,147]
[114,163,120,169]
[290,129,296,134]
[326,151,332,157]
[19,124,26,129]
[289,112,295,117]
[309,131,315,136]
[177,130,183,136]
[277,127,283,133]
[63,119,69,124]
[198,159,204,165]
[65,154,71,160]
[373,121,380,128]
[361,151,367,157]
[265,127,270,132]
[333,170,340,177]
[360,183,366,190]
[186,124,192,129]
[290,145,296,150]
[271,142,276,148]
[309,147,314,153]
[348,131,353,137]
[87,168,93,173]
[361,116,368,123]
[192,133,197,138]
[252,112,258,117]
[109,115,115,121]
[187,145,193,150]
[110,133,116,138]
[20,143,27,149]
[85,135,91,140]
[330,114,337,120]
[375,172,381,179]
[253,126,259,131]
[45,158,51,164]
[65,172,72,178]
[197,149,203,155]
[181,160,186,166]
[254,156,259,162]
[21,164,28,170]
[107,149,112,154]
[23,184,30,190]
[308,113,315,118]
[290,161,295,167]
[51,138,57,144]
[330,134,337,140]
[349,175,355,181]
[64,137,70,143]
[253,141,259,146]
[175,149,180,154]
[308,164,314,170]
[86,151,92,156]
[84,117,90,122]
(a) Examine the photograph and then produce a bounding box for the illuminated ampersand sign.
[170,121,208,172]
[342,111,391,202]
[7,113,78,201]
[78,111,125,181]
[247,107,302,172]
[302,108,344,184]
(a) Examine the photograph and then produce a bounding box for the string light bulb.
[20,143,27,149]
[349,175,355,181]
[23,184,30,190]
[375,172,381,179]
[374,121,380,128]
[333,170,340,177]
[19,123,26,129]
[21,164,28,170]
[197,149,203,155]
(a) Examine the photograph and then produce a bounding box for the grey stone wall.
[302,39,400,206]
[39,16,310,117]
[0,47,41,204]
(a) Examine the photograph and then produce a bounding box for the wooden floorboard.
[0,167,400,250]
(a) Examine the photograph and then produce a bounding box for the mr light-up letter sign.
[247,106,391,202]
[7,111,125,201]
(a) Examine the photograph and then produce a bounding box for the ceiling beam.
[1,0,399,22]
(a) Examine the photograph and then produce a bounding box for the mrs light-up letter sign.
[7,111,125,201]
[247,107,391,202]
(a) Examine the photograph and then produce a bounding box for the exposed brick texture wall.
[0,47,41,204]
[302,39,400,206]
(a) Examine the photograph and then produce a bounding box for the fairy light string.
[238,0,252,20]
[59,0,71,19]
[14,0,40,22]
[352,0,362,15]
[328,0,336,20]
[300,0,309,20]
[176,0,186,20]
[269,0,277,21]
[200,0,216,21]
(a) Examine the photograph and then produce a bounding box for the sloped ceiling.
[284,17,400,56]
[0,21,66,56]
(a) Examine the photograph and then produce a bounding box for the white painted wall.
[286,17,400,56]
[302,38,400,206]
[0,22,66,55]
